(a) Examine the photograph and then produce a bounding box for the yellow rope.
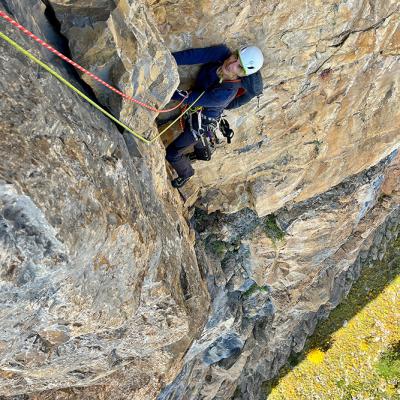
[0,30,205,144]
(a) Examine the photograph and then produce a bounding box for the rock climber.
[165,44,264,188]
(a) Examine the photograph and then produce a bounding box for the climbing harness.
[0,11,206,144]
[181,108,226,161]
[182,103,235,153]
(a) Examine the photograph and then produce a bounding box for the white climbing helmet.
[238,45,264,76]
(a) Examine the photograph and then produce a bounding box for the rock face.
[49,0,178,135]
[158,155,400,400]
[0,0,399,399]
[0,1,208,398]
[156,0,400,216]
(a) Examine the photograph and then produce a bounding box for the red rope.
[0,10,184,113]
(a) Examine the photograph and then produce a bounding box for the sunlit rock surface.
[0,1,208,398]
[158,154,399,400]
[0,0,399,399]
[154,0,400,216]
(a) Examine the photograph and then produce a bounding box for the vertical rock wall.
[0,1,208,398]
[157,152,400,399]
[153,0,400,216]
[0,0,399,399]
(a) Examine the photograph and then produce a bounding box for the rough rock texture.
[158,153,400,400]
[156,0,400,216]
[0,0,399,399]
[48,0,178,135]
[0,1,208,398]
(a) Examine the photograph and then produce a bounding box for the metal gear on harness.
[176,89,190,99]
[183,109,220,161]
[218,118,234,144]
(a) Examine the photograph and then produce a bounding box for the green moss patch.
[376,341,400,381]
[263,214,285,242]
[243,284,269,298]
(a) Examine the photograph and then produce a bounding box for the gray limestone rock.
[0,1,208,398]
[0,1,399,399]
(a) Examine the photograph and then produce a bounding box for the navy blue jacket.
[171,45,242,119]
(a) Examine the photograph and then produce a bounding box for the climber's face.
[221,52,246,79]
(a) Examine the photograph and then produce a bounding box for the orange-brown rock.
[0,0,399,399]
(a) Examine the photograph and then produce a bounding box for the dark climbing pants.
[166,116,213,179]
[166,130,208,179]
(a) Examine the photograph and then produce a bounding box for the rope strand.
[0,30,205,144]
[0,10,184,113]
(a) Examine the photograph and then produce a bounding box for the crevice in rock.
[0,0,13,15]
[307,10,398,76]
[179,265,191,301]
[40,0,126,136]
[40,1,99,103]
[330,30,352,48]
[329,11,397,49]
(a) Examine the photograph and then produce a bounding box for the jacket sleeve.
[172,87,236,108]
[172,45,231,65]
[225,91,255,109]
